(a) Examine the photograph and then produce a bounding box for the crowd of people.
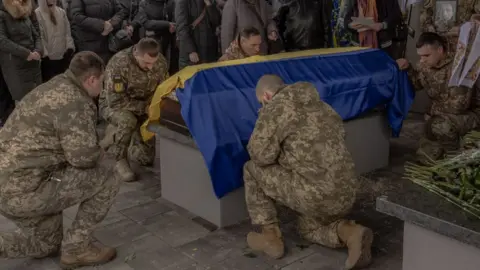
[0,0,407,126]
[0,0,479,269]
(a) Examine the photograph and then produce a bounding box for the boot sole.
[350,228,373,269]
[59,253,117,270]
[344,227,373,270]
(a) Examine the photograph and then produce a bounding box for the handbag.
[108,0,134,53]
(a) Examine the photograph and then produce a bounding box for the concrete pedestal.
[403,223,480,270]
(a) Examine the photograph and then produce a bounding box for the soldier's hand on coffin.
[396,58,409,70]
[189,52,199,63]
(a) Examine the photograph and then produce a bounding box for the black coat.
[175,0,220,69]
[273,0,332,51]
[69,0,128,63]
[0,0,43,101]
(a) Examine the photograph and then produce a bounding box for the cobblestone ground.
[0,114,425,270]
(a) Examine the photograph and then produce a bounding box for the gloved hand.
[64,48,75,60]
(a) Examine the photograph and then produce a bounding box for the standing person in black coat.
[0,0,43,103]
[175,0,221,69]
[69,0,129,64]
[0,69,13,127]
[132,0,178,74]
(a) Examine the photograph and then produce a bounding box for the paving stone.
[262,237,316,269]
[126,249,200,270]
[94,219,152,247]
[280,250,345,270]
[143,211,210,247]
[111,190,157,212]
[120,201,172,223]
[213,252,274,270]
[156,198,197,220]
[1,258,61,270]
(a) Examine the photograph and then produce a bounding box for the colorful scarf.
[448,22,480,88]
[357,0,378,48]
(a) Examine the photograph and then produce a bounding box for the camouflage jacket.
[99,47,168,116]
[0,70,100,195]
[408,55,475,116]
[420,0,480,34]
[218,39,248,62]
[247,82,357,190]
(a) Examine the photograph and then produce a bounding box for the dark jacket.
[69,0,128,63]
[0,0,43,101]
[273,0,332,51]
[344,0,402,49]
[133,0,176,70]
[175,0,221,69]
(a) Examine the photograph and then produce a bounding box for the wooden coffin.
[158,98,191,137]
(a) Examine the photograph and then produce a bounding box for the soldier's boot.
[246,223,285,259]
[116,158,136,182]
[337,220,373,270]
[59,244,116,269]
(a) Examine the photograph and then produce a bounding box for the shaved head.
[255,75,284,102]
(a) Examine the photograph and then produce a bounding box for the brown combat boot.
[247,223,285,259]
[59,244,116,269]
[116,159,136,182]
[337,220,373,269]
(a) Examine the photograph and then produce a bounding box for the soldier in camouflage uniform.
[397,32,478,163]
[0,51,122,269]
[244,75,373,270]
[99,38,168,182]
[420,0,480,35]
[218,27,262,62]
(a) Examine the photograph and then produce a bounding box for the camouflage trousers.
[103,110,155,165]
[243,161,355,248]
[418,113,478,162]
[0,158,120,258]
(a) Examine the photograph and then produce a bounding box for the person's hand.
[189,52,199,63]
[169,23,176,33]
[349,22,364,30]
[204,0,212,6]
[31,51,41,61]
[26,52,35,61]
[369,22,383,32]
[102,21,113,36]
[396,58,409,70]
[126,25,134,36]
[268,31,278,41]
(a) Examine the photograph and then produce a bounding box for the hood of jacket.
[2,0,33,19]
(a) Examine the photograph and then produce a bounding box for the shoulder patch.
[113,74,125,93]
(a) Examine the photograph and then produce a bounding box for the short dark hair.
[69,51,105,81]
[239,26,261,39]
[135,38,161,57]
[416,32,447,50]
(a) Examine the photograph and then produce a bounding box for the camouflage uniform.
[408,55,478,161]
[244,82,357,248]
[99,47,168,168]
[0,71,120,258]
[218,38,248,62]
[420,0,480,34]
